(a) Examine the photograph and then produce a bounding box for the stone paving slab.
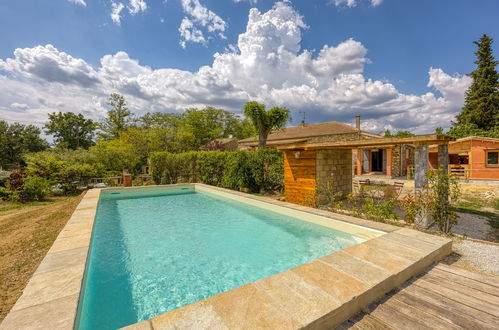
[0,189,100,330]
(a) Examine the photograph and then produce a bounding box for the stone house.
[238,118,415,179]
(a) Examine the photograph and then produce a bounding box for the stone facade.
[352,144,415,178]
[316,149,353,198]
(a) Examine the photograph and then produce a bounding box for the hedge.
[149,149,284,193]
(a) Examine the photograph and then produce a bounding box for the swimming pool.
[76,186,371,329]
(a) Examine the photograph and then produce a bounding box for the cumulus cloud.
[67,0,86,6]
[0,1,470,133]
[333,0,383,7]
[128,0,147,15]
[111,2,125,25]
[0,44,100,87]
[180,0,227,47]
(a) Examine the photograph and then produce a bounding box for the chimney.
[355,115,361,130]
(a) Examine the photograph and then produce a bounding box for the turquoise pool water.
[76,187,364,329]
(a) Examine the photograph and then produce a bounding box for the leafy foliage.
[383,130,415,137]
[149,149,284,193]
[426,168,461,232]
[99,93,132,140]
[243,101,291,148]
[45,112,97,149]
[400,169,460,232]
[23,176,51,201]
[0,121,48,167]
[449,34,499,138]
[23,149,105,194]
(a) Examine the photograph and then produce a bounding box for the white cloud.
[179,18,206,48]
[333,0,383,7]
[111,2,125,25]
[233,0,258,4]
[128,0,147,15]
[179,0,227,47]
[0,1,470,133]
[67,0,86,6]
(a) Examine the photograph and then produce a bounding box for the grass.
[456,195,499,229]
[0,199,59,213]
[0,193,84,322]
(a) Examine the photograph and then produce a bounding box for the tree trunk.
[258,127,269,149]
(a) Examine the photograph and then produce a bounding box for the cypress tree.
[450,34,499,136]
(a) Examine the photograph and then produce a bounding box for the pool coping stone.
[0,184,452,330]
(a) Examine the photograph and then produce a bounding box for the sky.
[0,0,498,134]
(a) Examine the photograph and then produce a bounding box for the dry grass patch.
[0,193,84,322]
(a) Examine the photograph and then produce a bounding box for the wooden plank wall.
[284,150,316,205]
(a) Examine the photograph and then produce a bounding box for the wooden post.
[123,170,132,187]
[356,149,362,175]
[386,149,392,177]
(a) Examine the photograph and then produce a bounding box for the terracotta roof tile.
[239,121,373,143]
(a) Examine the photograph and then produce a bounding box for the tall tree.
[450,34,499,137]
[100,93,132,140]
[45,112,96,149]
[243,101,291,148]
[0,121,48,167]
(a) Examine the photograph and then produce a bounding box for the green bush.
[23,176,51,201]
[359,197,398,222]
[196,151,227,186]
[222,151,257,191]
[148,149,284,193]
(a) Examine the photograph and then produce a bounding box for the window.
[486,150,499,166]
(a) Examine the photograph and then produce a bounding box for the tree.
[449,34,499,137]
[383,130,414,138]
[435,127,444,134]
[243,101,291,148]
[100,93,132,140]
[45,112,96,149]
[0,121,48,167]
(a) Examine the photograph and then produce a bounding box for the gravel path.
[452,212,495,241]
[453,239,499,276]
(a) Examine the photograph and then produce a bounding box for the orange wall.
[284,150,316,205]
[429,152,438,169]
[470,140,499,180]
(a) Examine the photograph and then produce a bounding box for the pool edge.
[0,184,452,330]
[0,189,101,330]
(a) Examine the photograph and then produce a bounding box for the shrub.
[23,176,51,201]
[359,197,398,222]
[148,149,284,193]
[251,149,284,192]
[223,151,257,192]
[399,193,419,224]
[196,151,227,186]
[426,169,460,232]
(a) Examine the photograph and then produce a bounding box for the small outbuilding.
[429,136,499,180]
[277,134,455,206]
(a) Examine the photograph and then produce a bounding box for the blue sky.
[0,0,497,133]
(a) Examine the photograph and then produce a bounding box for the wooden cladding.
[284,150,316,205]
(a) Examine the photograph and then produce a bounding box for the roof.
[277,134,455,151]
[239,121,379,143]
[428,135,499,152]
[242,138,309,147]
[453,136,499,143]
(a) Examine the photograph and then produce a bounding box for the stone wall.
[316,149,353,198]
[392,146,401,177]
